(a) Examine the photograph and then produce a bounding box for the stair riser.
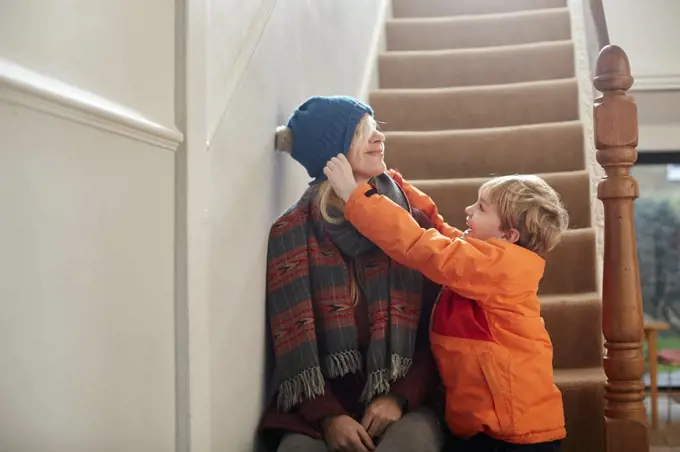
[412,171,592,232]
[380,41,575,89]
[371,79,579,131]
[542,229,598,295]
[392,0,566,18]
[387,9,571,51]
[557,381,606,452]
[543,297,603,369]
[384,122,585,179]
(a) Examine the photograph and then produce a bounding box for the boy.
[323,155,568,451]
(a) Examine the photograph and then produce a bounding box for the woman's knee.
[277,433,329,452]
[376,407,445,452]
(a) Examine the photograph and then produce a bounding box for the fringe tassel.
[360,354,413,404]
[276,366,324,412]
[326,350,363,378]
[360,369,391,404]
[390,353,413,380]
[277,354,414,410]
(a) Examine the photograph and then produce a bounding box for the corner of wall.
[176,0,213,449]
[204,2,393,450]
[358,0,392,103]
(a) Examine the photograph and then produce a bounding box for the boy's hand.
[324,154,358,202]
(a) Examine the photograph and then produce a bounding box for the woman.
[259,96,445,452]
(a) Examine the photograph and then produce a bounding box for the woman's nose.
[371,129,385,143]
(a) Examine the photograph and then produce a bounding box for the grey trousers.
[277,407,444,452]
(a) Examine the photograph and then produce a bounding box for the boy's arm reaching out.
[344,183,507,299]
[387,169,463,239]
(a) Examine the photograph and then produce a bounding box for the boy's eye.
[478,203,484,212]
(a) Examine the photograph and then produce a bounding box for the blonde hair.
[316,113,376,306]
[317,113,376,224]
[480,174,569,255]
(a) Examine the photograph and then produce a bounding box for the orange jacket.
[344,171,566,444]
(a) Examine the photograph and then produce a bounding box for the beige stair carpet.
[385,121,586,179]
[380,40,576,89]
[371,78,580,131]
[392,0,567,17]
[373,1,605,451]
[386,8,572,51]
[411,170,592,230]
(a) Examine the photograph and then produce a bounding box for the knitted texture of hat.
[287,96,373,182]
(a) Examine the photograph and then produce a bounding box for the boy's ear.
[505,229,521,244]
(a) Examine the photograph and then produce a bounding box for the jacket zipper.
[429,286,448,333]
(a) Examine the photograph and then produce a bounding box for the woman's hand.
[360,395,404,439]
[322,414,375,452]
[323,154,359,202]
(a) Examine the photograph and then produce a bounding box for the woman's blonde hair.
[316,113,376,305]
[480,174,569,255]
[317,113,376,224]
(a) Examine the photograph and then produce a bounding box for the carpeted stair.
[372,1,605,451]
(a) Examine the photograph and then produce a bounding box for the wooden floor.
[648,394,680,450]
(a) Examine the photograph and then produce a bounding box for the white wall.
[0,0,176,127]
[0,0,389,450]
[206,0,275,138]
[603,0,680,81]
[0,1,179,451]
[203,0,388,450]
[602,0,680,150]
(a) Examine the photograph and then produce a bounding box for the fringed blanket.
[266,173,424,411]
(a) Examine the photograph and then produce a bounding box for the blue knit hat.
[275,96,374,183]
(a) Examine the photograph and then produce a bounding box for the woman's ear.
[504,229,521,244]
[275,126,293,153]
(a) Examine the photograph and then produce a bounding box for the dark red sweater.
[258,277,442,451]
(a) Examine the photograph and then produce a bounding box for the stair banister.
[593,45,649,452]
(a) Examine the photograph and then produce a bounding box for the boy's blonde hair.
[480,174,569,255]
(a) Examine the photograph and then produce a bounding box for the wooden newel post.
[593,45,649,452]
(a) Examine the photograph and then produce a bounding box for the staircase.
[371,1,606,451]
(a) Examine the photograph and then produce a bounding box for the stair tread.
[385,120,582,137]
[541,291,601,305]
[410,169,589,185]
[374,77,577,94]
[390,6,568,23]
[554,367,606,385]
[382,39,574,57]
